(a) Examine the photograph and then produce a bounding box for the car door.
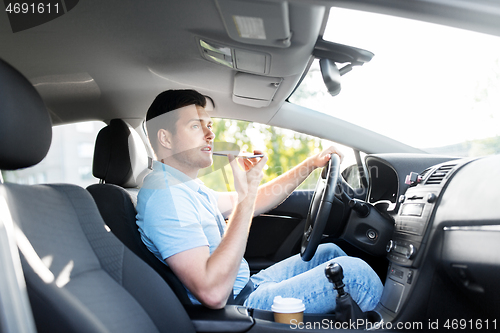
[244,190,312,274]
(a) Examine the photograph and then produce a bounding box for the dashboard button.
[407,270,413,284]
[406,244,415,259]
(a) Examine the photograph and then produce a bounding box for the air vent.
[425,164,455,185]
[420,168,431,180]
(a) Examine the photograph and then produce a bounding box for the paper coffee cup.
[271,296,305,324]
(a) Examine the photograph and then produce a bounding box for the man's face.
[168,104,215,173]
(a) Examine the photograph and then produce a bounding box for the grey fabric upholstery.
[0,58,52,170]
[92,119,151,188]
[3,183,195,333]
[87,183,194,305]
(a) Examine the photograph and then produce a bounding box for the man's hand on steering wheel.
[307,146,344,169]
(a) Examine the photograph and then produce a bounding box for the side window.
[2,121,105,187]
[198,118,360,192]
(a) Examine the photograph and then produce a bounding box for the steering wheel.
[300,153,341,261]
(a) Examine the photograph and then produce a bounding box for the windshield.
[290,8,500,157]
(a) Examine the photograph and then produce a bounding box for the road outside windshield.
[290,8,500,157]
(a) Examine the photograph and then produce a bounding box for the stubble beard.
[172,146,213,172]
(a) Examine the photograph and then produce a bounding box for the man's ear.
[157,129,172,149]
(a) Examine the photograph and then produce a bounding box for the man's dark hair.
[146,89,207,153]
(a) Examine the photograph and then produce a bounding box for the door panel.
[244,190,313,273]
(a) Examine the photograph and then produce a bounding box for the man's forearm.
[253,157,317,216]
[200,154,266,307]
[201,192,256,307]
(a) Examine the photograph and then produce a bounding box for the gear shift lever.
[325,262,367,323]
[325,262,346,296]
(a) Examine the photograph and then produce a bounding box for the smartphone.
[213,151,264,159]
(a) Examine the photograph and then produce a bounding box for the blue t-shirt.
[136,160,250,304]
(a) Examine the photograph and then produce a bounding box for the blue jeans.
[243,243,383,313]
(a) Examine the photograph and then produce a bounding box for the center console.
[378,161,463,319]
[188,306,383,332]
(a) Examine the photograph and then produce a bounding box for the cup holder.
[363,310,384,330]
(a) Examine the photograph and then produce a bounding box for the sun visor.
[216,0,292,48]
[232,73,282,108]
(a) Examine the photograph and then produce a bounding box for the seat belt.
[0,195,38,333]
[233,280,254,305]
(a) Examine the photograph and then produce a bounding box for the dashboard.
[362,154,500,323]
[365,154,458,214]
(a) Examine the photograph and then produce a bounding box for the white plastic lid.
[271,296,305,313]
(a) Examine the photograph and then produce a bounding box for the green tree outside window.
[199,118,325,192]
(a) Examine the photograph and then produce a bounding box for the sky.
[295,8,500,150]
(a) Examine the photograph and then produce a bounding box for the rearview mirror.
[319,58,341,96]
[314,39,374,97]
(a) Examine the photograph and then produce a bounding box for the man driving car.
[136,89,383,313]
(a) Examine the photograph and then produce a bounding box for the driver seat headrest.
[92,119,152,188]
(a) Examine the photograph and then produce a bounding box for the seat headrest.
[93,119,151,188]
[0,58,52,170]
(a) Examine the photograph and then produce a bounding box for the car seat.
[0,57,196,333]
[87,119,193,305]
